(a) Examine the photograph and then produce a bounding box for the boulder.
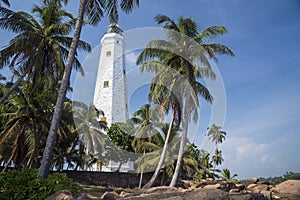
[260,190,272,200]
[254,184,269,192]
[229,188,240,194]
[119,191,128,197]
[143,186,178,194]
[230,192,266,200]
[74,193,99,200]
[271,180,300,200]
[183,188,229,200]
[236,184,246,190]
[203,183,221,189]
[247,184,257,189]
[248,178,259,184]
[46,190,73,200]
[100,191,120,200]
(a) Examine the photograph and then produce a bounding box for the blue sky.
[1,0,300,179]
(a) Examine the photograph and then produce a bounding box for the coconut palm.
[0,81,76,170]
[40,0,140,179]
[0,1,90,104]
[196,149,214,179]
[72,102,108,159]
[137,15,234,186]
[140,67,183,188]
[131,103,161,188]
[212,148,223,169]
[131,104,161,150]
[134,123,180,182]
[221,168,238,181]
[207,124,226,150]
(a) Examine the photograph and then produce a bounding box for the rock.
[181,180,193,189]
[230,192,267,200]
[46,190,73,200]
[74,193,98,200]
[248,178,259,184]
[230,193,253,200]
[236,184,246,190]
[255,184,269,191]
[257,181,270,185]
[261,190,272,200]
[203,183,221,189]
[220,181,237,192]
[183,188,229,200]
[121,188,229,200]
[119,191,128,197]
[100,191,120,200]
[143,186,178,194]
[229,188,240,194]
[247,184,257,189]
[271,180,300,200]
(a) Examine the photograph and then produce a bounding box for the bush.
[0,169,78,200]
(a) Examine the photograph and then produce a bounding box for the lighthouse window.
[106,51,111,57]
[103,81,109,88]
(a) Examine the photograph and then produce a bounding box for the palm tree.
[131,103,161,188]
[137,15,234,186]
[0,1,90,104]
[212,148,223,169]
[197,149,214,179]
[134,123,180,185]
[40,0,140,179]
[221,168,238,181]
[207,124,227,150]
[72,102,107,160]
[0,81,76,170]
[131,104,161,149]
[138,66,183,188]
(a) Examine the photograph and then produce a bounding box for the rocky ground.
[46,178,300,200]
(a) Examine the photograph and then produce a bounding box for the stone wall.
[64,170,165,188]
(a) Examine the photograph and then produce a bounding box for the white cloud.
[220,131,300,179]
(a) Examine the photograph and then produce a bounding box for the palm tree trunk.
[39,0,87,179]
[160,167,166,186]
[143,111,175,189]
[138,150,145,188]
[0,66,32,104]
[170,62,194,187]
[169,112,188,186]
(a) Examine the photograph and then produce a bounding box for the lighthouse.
[93,23,129,127]
[92,23,132,172]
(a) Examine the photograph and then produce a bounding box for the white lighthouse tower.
[93,23,129,127]
[92,23,133,172]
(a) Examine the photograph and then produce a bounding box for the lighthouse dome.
[106,23,123,35]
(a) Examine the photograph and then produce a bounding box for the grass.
[74,182,107,197]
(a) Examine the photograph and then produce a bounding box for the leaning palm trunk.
[138,150,146,188]
[39,0,87,179]
[0,66,31,104]
[143,112,175,188]
[170,73,194,186]
[169,106,189,186]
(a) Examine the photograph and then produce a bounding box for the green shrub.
[0,169,78,200]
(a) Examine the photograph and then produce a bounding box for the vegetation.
[248,171,300,185]
[0,169,77,200]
